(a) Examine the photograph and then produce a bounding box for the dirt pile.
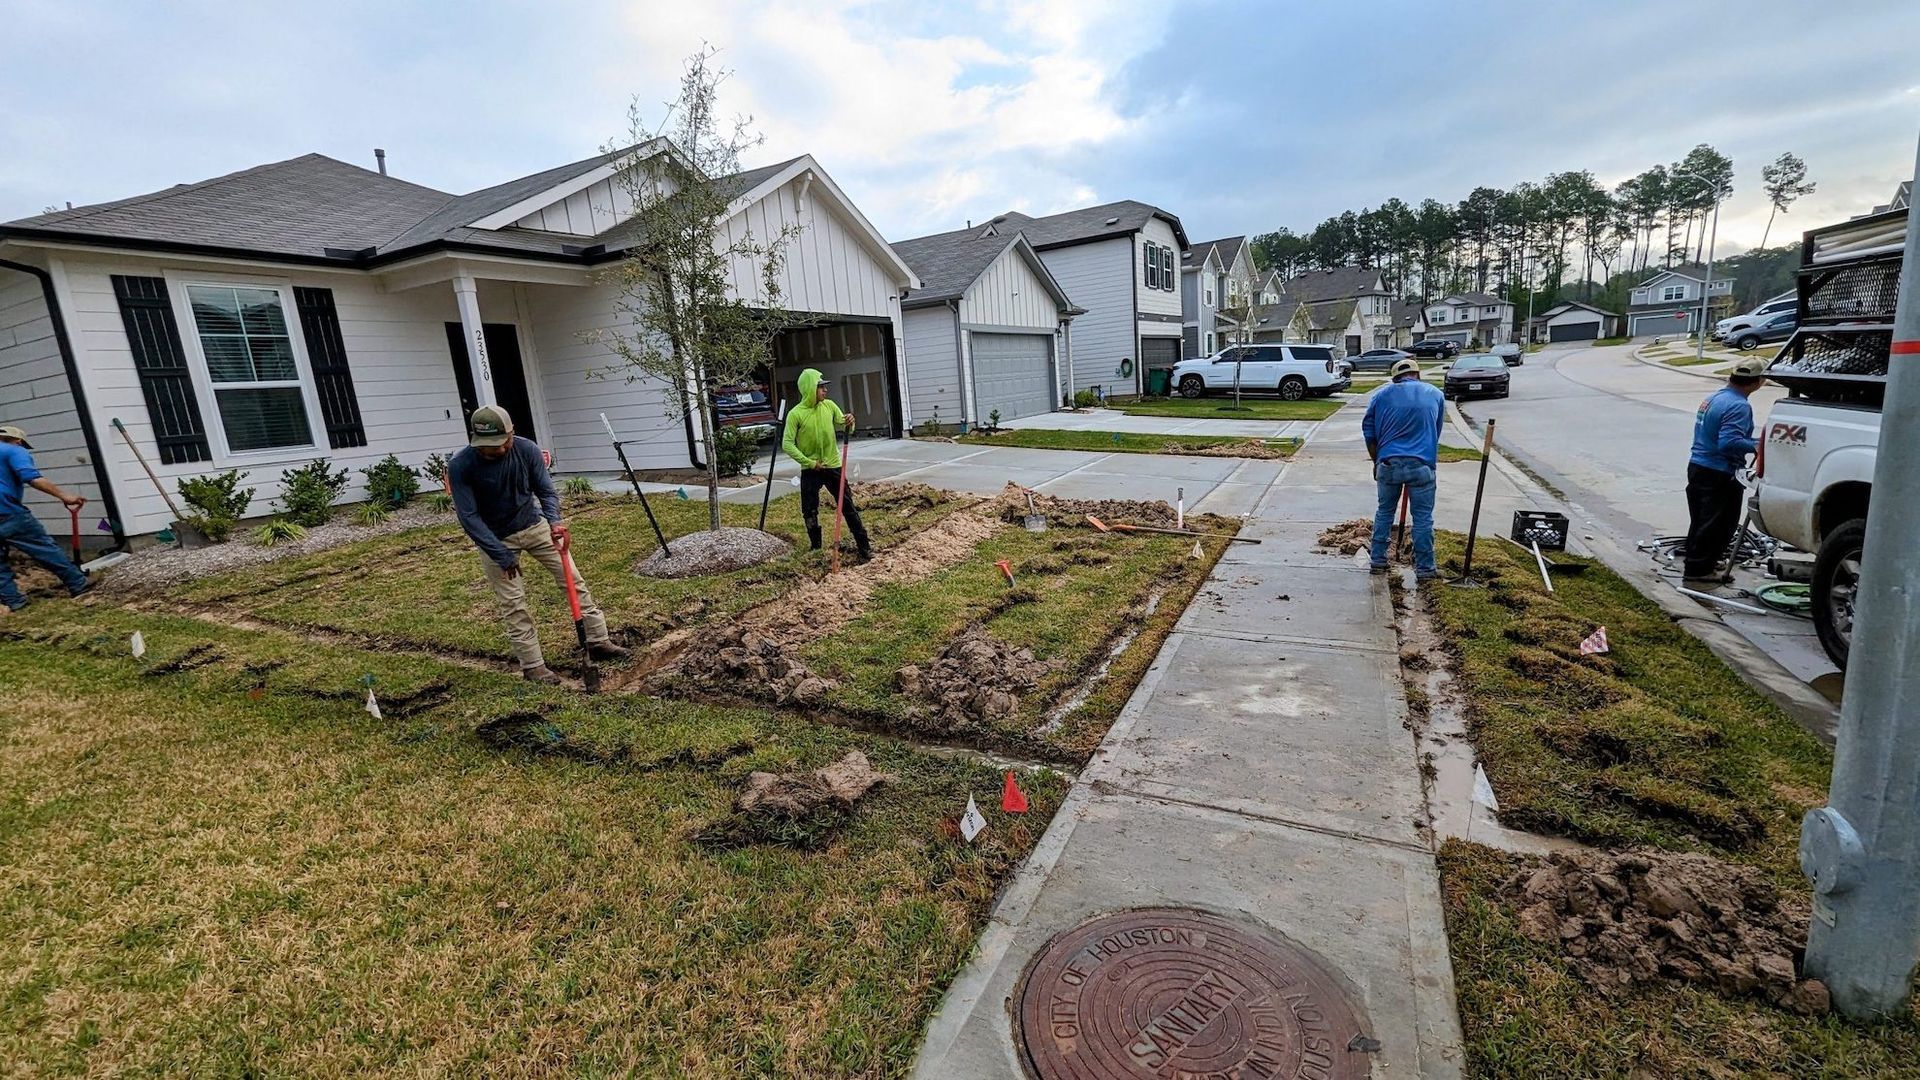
[896,624,1053,734]
[673,625,835,706]
[1173,439,1292,460]
[634,527,790,579]
[1501,848,1828,1014]
[857,482,950,519]
[699,750,890,850]
[1315,519,1375,556]
[993,482,1179,530]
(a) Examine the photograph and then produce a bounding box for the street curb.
[1446,403,1839,743]
[1630,342,1731,382]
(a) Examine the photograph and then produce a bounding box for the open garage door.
[1548,321,1601,342]
[970,332,1055,422]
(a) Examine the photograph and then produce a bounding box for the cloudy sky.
[3,0,1916,255]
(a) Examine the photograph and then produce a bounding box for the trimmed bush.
[360,454,419,507]
[714,427,758,478]
[277,459,350,527]
[176,469,253,543]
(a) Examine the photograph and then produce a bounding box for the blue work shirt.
[1689,386,1758,475]
[1362,377,1446,468]
[0,441,44,520]
[448,437,560,569]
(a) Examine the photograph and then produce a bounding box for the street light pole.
[1799,132,1920,1020]
[1695,186,1721,364]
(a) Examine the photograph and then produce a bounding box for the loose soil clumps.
[1316,518,1377,557]
[634,527,791,579]
[994,482,1179,530]
[699,750,890,850]
[1173,439,1292,460]
[895,624,1053,735]
[1501,847,1829,1015]
[674,626,836,707]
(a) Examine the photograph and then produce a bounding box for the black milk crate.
[1511,511,1569,552]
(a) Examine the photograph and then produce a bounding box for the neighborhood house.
[1423,292,1517,348]
[1181,234,1255,358]
[1625,264,1736,337]
[0,147,918,539]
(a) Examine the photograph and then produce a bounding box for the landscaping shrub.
[425,492,454,513]
[253,519,307,547]
[421,452,450,489]
[176,469,253,543]
[714,426,758,478]
[360,454,419,507]
[276,459,350,527]
[1072,389,1097,409]
[562,475,596,497]
[354,502,390,526]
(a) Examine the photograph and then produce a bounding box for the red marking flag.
[1002,771,1029,814]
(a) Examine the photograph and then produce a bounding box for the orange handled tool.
[554,528,600,693]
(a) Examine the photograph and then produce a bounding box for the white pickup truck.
[1750,398,1878,667]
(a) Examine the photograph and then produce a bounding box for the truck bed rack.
[1766,324,1890,407]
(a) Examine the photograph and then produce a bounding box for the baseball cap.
[468,405,515,448]
[0,424,30,448]
[1729,357,1769,379]
[1389,358,1421,378]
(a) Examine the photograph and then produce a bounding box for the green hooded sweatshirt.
[782,368,847,469]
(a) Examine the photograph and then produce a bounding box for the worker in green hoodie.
[782,368,871,563]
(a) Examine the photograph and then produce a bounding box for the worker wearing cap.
[1683,356,1768,585]
[0,424,91,612]
[781,368,871,562]
[1361,358,1445,580]
[448,405,629,683]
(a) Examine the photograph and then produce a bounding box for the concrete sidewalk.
[1002,405,1319,441]
[913,402,1466,1078]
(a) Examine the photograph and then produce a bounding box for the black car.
[1442,354,1511,400]
[1407,339,1459,359]
[1730,312,1797,351]
[1348,347,1413,372]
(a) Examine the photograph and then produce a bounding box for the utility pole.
[1799,132,1920,1019]
[1695,184,1721,364]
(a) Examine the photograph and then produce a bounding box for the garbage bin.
[1145,367,1171,397]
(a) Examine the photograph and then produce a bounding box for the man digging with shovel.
[782,368,871,564]
[0,424,91,613]
[449,405,628,684]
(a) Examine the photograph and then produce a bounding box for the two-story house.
[1181,235,1255,358]
[981,201,1188,397]
[1423,293,1516,348]
[1280,266,1397,355]
[1625,264,1737,337]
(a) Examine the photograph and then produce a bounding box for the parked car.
[1348,347,1413,372]
[714,382,777,434]
[1730,313,1797,351]
[1171,343,1351,401]
[1407,339,1459,359]
[1490,341,1524,366]
[1441,354,1511,400]
[1713,292,1796,341]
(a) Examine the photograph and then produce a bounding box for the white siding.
[521,280,690,475]
[902,306,961,428]
[0,268,97,538]
[55,254,470,535]
[511,176,636,236]
[958,244,1060,330]
[1037,238,1132,396]
[1135,217,1183,318]
[718,176,896,319]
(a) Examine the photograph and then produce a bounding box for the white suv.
[1171,344,1351,401]
[1713,292,1795,341]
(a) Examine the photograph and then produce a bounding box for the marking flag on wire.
[1579,626,1610,655]
[129,631,145,658]
[959,795,987,842]
[365,688,383,720]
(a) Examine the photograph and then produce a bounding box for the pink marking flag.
[1579,626,1610,655]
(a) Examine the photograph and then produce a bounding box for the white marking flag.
[364,689,382,720]
[1472,764,1500,811]
[959,795,987,843]
[129,631,145,658]
[1579,626,1610,655]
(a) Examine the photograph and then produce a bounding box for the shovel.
[1084,514,1262,544]
[554,529,601,693]
[1022,490,1047,533]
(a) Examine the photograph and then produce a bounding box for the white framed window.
[170,276,322,461]
[1204,284,1213,305]
[1660,284,1686,302]
[1144,241,1160,289]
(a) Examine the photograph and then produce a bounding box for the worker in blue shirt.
[0,424,91,612]
[1683,356,1767,584]
[1361,358,1446,579]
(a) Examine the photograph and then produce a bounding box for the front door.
[444,323,536,442]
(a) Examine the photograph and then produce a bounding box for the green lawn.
[1595,336,1630,346]
[1109,397,1341,421]
[1437,445,1485,464]
[0,602,1064,1076]
[951,429,1298,457]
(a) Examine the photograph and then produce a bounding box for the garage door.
[1548,321,1601,342]
[970,332,1055,422]
[1630,313,1690,338]
[1140,336,1180,372]
[1431,330,1471,345]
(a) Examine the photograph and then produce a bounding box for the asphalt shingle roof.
[985,200,1187,251]
[1281,266,1385,303]
[891,226,1025,305]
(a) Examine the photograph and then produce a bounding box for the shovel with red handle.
[553,527,601,693]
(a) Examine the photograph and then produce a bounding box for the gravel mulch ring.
[96,505,454,594]
[634,527,791,579]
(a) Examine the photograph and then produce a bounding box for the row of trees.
[1250,147,1817,311]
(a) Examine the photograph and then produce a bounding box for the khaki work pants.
[480,520,608,670]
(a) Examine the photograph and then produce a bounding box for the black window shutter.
[111,275,209,465]
[293,286,367,449]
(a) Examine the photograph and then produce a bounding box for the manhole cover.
[1015,907,1372,1079]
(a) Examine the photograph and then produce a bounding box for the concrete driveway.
[1000,406,1317,441]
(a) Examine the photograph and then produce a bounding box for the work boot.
[806,523,823,551]
[855,546,873,566]
[587,640,631,661]
[522,664,564,685]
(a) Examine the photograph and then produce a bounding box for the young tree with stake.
[598,47,799,532]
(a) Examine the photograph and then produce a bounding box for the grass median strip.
[951,429,1299,457]
[1108,397,1340,421]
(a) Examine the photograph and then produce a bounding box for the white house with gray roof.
[1182,235,1256,357]
[890,227,1077,428]
[965,201,1188,398]
[0,146,916,539]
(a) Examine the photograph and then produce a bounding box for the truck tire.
[1812,517,1866,669]
[1279,375,1308,401]
[1179,374,1205,399]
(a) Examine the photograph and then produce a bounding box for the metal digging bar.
[600,413,671,557]
[1452,417,1497,588]
[758,400,788,531]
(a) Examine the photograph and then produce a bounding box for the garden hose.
[1754,582,1814,618]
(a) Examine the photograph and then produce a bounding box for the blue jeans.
[0,510,88,609]
[1370,458,1436,575]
